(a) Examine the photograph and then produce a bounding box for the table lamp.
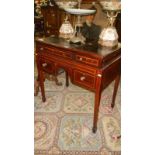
[59,16,74,39]
[98,0,121,48]
[54,0,78,39]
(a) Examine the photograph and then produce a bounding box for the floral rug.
[34,72,121,155]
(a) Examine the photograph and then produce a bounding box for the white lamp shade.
[59,20,74,39]
[98,27,118,48]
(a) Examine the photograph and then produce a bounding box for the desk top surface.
[36,36,121,57]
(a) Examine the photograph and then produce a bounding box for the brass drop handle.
[79,57,83,61]
[80,76,86,81]
[42,63,47,67]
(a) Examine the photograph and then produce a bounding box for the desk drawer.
[45,47,73,60]
[74,70,96,89]
[76,55,99,67]
[39,58,56,74]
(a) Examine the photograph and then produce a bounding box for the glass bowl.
[54,0,78,9]
[99,0,121,11]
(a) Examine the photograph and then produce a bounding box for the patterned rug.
[34,71,121,155]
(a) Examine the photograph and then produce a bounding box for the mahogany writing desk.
[35,36,121,133]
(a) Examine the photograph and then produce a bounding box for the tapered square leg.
[93,74,102,133]
[111,75,120,108]
[39,70,46,103]
[42,96,46,102]
[65,71,69,87]
[92,126,97,133]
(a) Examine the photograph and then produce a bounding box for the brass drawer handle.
[97,74,102,77]
[80,76,86,81]
[79,57,83,61]
[40,47,44,50]
[42,63,47,67]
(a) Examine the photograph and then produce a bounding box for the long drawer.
[45,46,73,60]
[75,54,100,67]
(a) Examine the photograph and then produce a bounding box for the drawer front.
[39,58,55,74]
[45,47,73,60]
[76,54,99,67]
[74,70,96,89]
[36,44,45,53]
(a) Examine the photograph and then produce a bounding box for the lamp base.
[98,39,118,49]
[69,35,85,44]
[59,33,74,39]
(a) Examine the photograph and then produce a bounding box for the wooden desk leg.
[34,79,39,96]
[65,71,69,87]
[92,76,102,133]
[39,70,46,102]
[111,75,120,108]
